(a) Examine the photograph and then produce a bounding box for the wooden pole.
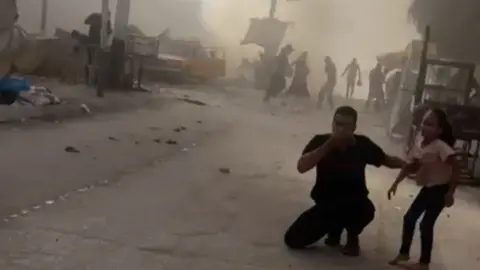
[269,0,277,18]
[414,26,430,106]
[96,0,109,97]
[114,0,130,40]
[40,0,48,34]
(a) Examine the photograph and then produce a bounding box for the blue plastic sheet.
[0,77,31,93]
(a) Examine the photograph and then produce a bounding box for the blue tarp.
[0,77,31,92]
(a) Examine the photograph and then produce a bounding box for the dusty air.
[0,0,478,269]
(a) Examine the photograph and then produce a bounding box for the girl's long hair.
[430,108,455,147]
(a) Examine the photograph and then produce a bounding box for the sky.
[17,0,418,98]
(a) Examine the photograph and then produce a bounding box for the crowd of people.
[262,45,403,113]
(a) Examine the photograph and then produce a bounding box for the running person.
[388,108,459,270]
[264,44,293,102]
[317,56,336,109]
[341,58,361,99]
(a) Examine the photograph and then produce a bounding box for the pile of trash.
[0,76,60,106]
[19,85,61,106]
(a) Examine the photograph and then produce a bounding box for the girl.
[387,108,459,270]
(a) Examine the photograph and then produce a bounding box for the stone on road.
[0,88,478,270]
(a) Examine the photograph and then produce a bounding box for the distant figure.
[83,12,112,84]
[84,12,112,46]
[317,56,337,109]
[342,58,362,99]
[264,44,293,102]
[286,52,310,97]
[385,69,402,111]
[365,62,385,111]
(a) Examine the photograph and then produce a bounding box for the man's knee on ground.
[284,229,307,249]
[359,200,375,226]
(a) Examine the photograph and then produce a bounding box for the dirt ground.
[0,86,478,269]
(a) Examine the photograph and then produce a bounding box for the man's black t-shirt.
[302,134,386,204]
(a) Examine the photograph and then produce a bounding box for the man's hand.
[383,155,406,169]
[327,131,355,149]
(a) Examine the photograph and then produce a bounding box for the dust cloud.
[201,0,419,98]
[17,0,418,98]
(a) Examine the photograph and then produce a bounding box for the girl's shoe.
[400,262,430,270]
[388,254,410,265]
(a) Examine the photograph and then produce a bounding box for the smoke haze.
[18,0,418,98]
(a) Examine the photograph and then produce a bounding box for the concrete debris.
[219,168,231,174]
[19,86,61,106]
[174,126,187,132]
[180,98,207,106]
[108,136,119,141]
[80,103,91,114]
[64,146,80,153]
[153,139,162,144]
[166,139,177,145]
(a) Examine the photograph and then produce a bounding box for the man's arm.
[357,65,362,81]
[363,136,405,168]
[341,65,348,76]
[383,155,405,169]
[297,136,331,174]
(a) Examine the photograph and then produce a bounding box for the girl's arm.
[446,155,460,195]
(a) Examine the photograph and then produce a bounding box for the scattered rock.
[219,168,231,174]
[108,136,119,141]
[174,126,187,132]
[197,120,203,124]
[64,146,80,153]
[80,104,91,114]
[153,139,162,144]
[180,98,207,106]
[134,141,140,145]
[149,126,160,131]
[166,139,177,145]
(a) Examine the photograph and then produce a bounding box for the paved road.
[0,88,478,269]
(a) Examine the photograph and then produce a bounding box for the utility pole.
[96,0,110,97]
[40,0,48,34]
[114,0,130,40]
[100,0,110,49]
[269,0,277,18]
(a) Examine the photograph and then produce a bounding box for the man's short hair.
[334,106,358,124]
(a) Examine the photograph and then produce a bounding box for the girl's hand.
[387,184,398,200]
[444,193,455,207]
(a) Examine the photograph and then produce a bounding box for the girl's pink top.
[407,137,455,187]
